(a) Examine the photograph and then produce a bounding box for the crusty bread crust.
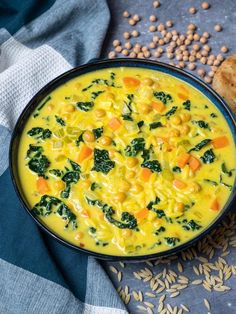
[212,54,236,112]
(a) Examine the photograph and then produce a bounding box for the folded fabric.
[0,1,128,313]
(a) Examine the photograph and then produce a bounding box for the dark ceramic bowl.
[9,58,236,261]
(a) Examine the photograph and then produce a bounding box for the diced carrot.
[212,136,229,149]
[210,198,220,211]
[189,156,201,172]
[173,179,187,189]
[157,137,169,144]
[140,168,152,182]
[81,209,90,218]
[177,152,191,168]
[36,177,50,194]
[108,117,122,131]
[152,101,165,113]
[136,208,149,220]
[78,145,93,163]
[179,84,189,94]
[123,77,140,87]
[177,93,188,100]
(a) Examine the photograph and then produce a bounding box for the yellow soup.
[18,67,236,256]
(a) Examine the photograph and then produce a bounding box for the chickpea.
[131,183,143,194]
[54,180,65,191]
[140,103,151,114]
[108,51,116,59]
[64,104,75,113]
[171,115,182,125]
[189,182,201,193]
[95,109,106,118]
[180,124,190,135]
[132,30,140,37]
[123,10,130,18]
[201,2,210,9]
[127,157,138,168]
[114,192,126,203]
[122,229,132,237]
[100,135,112,146]
[169,129,180,137]
[214,24,222,32]
[83,130,95,142]
[112,39,120,47]
[180,113,191,123]
[189,7,197,14]
[119,180,131,192]
[126,170,136,179]
[143,77,154,86]
[106,92,115,100]
[174,202,184,213]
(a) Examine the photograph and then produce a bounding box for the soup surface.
[18,67,236,256]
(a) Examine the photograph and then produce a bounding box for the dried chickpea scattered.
[129,19,136,26]
[123,32,130,39]
[213,59,221,66]
[137,52,144,58]
[202,31,210,38]
[149,15,157,22]
[124,42,132,49]
[108,51,116,59]
[193,44,200,51]
[201,2,210,9]
[153,0,161,8]
[157,23,165,31]
[131,30,140,37]
[122,49,129,56]
[149,25,157,32]
[208,71,215,78]
[217,53,224,61]
[149,42,156,49]
[115,46,122,53]
[193,33,200,41]
[123,10,130,18]
[113,39,120,47]
[204,76,212,84]
[197,68,205,77]
[167,52,174,59]
[200,56,207,64]
[188,63,196,71]
[179,61,186,68]
[129,51,137,58]
[189,7,197,14]
[166,20,173,28]
[207,59,214,66]
[188,23,197,31]
[133,14,141,22]
[201,49,209,57]
[158,39,165,45]
[144,51,151,58]
[221,46,229,53]
[214,24,222,32]
[200,36,208,44]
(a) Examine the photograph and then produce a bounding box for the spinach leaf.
[124,138,145,157]
[188,139,211,152]
[27,127,52,140]
[164,237,180,247]
[33,96,51,118]
[91,182,100,191]
[220,175,232,191]
[76,101,94,112]
[192,120,210,130]
[153,91,173,104]
[122,94,134,121]
[137,120,144,128]
[86,198,138,230]
[165,106,178,119]
[155,226,166,235]
[210,113,217,118]
[203,179,218,186]
[149,121,163,130]
[141,147,152,162]
[91,90,104,100]
[153,209,166,218]
[92,127,103,139]
[141,160,162,173]
[26,145,50,178]
[89,227,96,234]
[92,149,115,174]
[172,166,181,173]
[68,159,81,172]
[182,99,191,111]
[49,169,64,177]
[55,115,66,126]
[200,149,215,164]
[122,114,133,121]
[181,219,201,231]
[147,196,161,210]
[75,132,84,146]
[32,195,77,229]
[221,162,233,177]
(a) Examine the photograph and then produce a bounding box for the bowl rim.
[9,58,236,261]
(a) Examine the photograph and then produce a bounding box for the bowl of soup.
[10,59,236,260]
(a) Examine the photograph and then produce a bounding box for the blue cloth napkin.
[0,1,127,313]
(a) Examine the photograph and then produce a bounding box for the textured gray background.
[101,1,236,314]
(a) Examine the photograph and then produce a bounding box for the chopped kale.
[124,138,145,157]
[33,96,51,118]
[89,227,96,234]
[141,147,152,162]
[76,101,94,112]
[181,219,202,231]
[210,113,217,118]
[155,226,166,235]
[183,100,191,111]
[220,175,232,191]
[82,84,93,92]
[122,114,133,121]
[221,162,233,177]
[141,160,162,173]
[92,149,115,174]
[149,121,163,130]
[164,237,180,247]
[200,149,215,164]
[153,91,173,104]
[92,127,103,139]
[165,106,178,119]
[32,195,77,229]
[153,209,166,218]
[192,120,210,130]
[147,196,161,210]
[188,139,211,153]
[26,145,50,178]
[172,166,182,173]
[27,127,52,140]
[86,198,138,230]
[122,94,134,121]
[55,115,66,126]
[203,179,218,186]
[91,182,100,191]
[49,169,64,177]
[75,132,84,146]
[91,90,104,100]
[137,120,144,128]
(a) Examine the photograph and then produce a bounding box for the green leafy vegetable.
[76,101,94,112]
[192,120,210,130]
[55,115,66,126]
[86,198,138,230]
[91,182,100,191]
[188,139,211,152]
[92,127,103,139]
[147,196,161,210]
[49,169,64,177]
[122,94,134,121]
[26,145,50,178]
[200,149,215,164]
[220,175,232,191]
[164,237,180,247]
[33,96,51,118]
[183,100,191,111]
[172,166,181,173]
[153,91,173,104]
[124,138,145,157]
[75,132,84,146]
[141,160,162,173]
[165,106,178,119]
[32,195,77,229]
[203,179,218,186]
[27,127,52,140]
[91,90,104,100]
[210,113,217,118]
[92,149,115,174]
[221,162,233,177]
[149,121,163,130]
[137,120,144,128]
[181,219,201,231]
[155,226,166,235]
